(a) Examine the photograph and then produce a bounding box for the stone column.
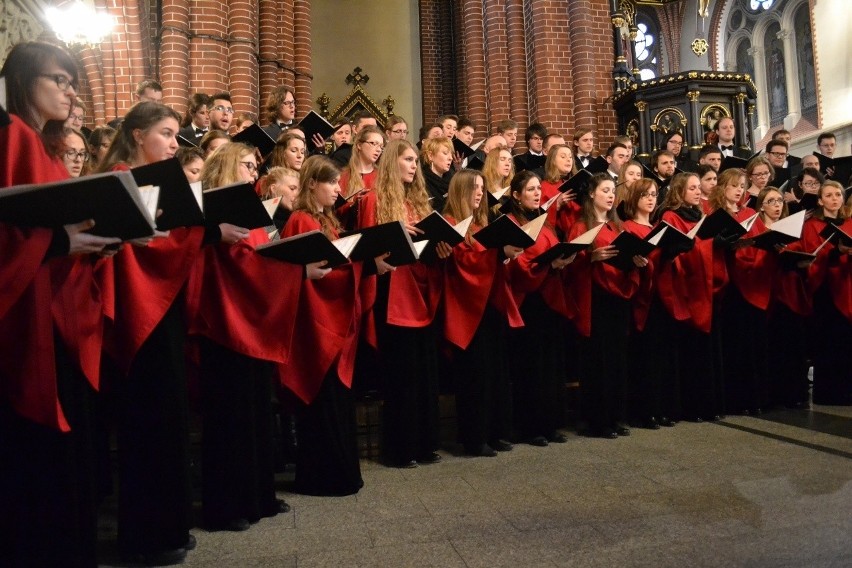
[686,88,702,150]
[747,45,768,141]
[778,28,801,129]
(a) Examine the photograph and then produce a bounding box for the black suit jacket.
[262,122,293,142]
[178,125,207,143]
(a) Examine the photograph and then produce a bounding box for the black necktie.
[721,145,734,151]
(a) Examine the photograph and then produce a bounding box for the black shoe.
[417,452,442,464]
[527,436,549,447]
[262,498,291,517]
[207,518,250,532]
[466,444,497,457]
[183,534,197,552]
[491,439,513,452]
[394,459,418,469]
[547,431,568,443]
[705,415,722,422]
[122,547,187,567]
[640,417,660,430]
[686,416,704,423]
[588,427,618,439]
[658,416,675,427]
[615,426,631,436]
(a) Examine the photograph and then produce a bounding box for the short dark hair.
[456,117,474,131]
[437,114,459,124]
[651,149,675,168]
[714,116,734,132]
[525,122,548,143]
[817,132,836,145]
[351,110,376,127]
[698,144,723,160]
[765,139,789,154]
[209,92,232,104]
[496,119,518,133]
[136,79,163,96]
[606,142,628,158]
[772,129,791,140]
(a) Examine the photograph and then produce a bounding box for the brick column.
[461,0,489,134]
[293,0,312,116]
[79,46,107,126]
[484,0,511,130]
[524,0,574,137]
[122,0,148,88]
[506,0,530,140]
[279,0,296,89]
[228,0,259,116]
[419,0,443,124]
[189,0,230,94]
[258,0,280,114]
[161,0,190,112]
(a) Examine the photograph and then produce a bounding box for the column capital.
[687,90,700,102]
[747,46,763,57]
[776,29,792,40]
[635,100,648,112]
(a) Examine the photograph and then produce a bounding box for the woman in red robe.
[709,168,770,415]
[540,143,581,239]
[656,173,721,422]
[443,169,524,456]
[622,179,670,429]
[800,181,852,405]
[506,171,574,446]
[0,41,120,568]
[280,155,365,495]
[356,139,450,467]
[98,101,211,565]
[566,173,646,438]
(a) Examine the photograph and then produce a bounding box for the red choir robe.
[0,114,101,431]
[622,219,656,332]
[185,227,301,363]
[656,209,714,333]
[99,164,205,374]
[442,217,524,350]
[800,217,852,323]
[540,179,582,237]
[506,215,574,320]
[355,191,442,333]
[278,212,362,404]
[566,221,642,338]
[729,211,775,311]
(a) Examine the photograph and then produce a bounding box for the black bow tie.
[721,145,734,151]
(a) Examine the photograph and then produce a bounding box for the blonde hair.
[343,125,385,197]
[374,139,432,224]
[443,169,489,239]
[294,155,342,237]
[200,142,255,188]
[543,144,576,183]
[260,166,299,200]
[812,180,848,221]
[482,146,513,192]
[421,136,454,167]
[708,168,746,212]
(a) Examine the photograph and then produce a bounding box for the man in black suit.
[330,111,378,167]
[772,129,800,167]
[177,93,210,143]
[261,86,296,141]
[573,128,595,170]
[715,116,751,159]
[605,142,631,182]
[513,122,547,173]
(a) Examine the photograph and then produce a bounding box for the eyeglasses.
[391,129,408,135]
[764,198,784,206]
[40,74,77,91]
[768,151,787,157]
[801,180,820,187]
[751,171,771,177]
[240,161,258,173]
[668,140,684,147]
[363,140,384,149]
[63,150,89,162]
[211,105,235,114]
[641,192,658,198]
[281,100,296,107]
[69,114,84,122]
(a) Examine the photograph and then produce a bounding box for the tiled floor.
[100,404,852,567]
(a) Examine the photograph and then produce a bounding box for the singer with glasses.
[61,128,91,178]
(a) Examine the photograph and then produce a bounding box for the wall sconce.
[46,1,114,47]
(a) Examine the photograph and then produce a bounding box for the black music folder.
[131,158,205,230]
[605,230,657,271]
[233,123,276,157]
[255,230,360,268]
[202,182,272,229]
[0,170,155,241]
[298,111,336,144]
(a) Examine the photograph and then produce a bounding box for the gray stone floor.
[101,404,852,567]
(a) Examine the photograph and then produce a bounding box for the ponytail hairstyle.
[98,101,181,171]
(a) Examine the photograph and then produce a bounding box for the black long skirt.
[628,298,668,423]
[374,277,440,465]
[453,305,513,451]
[510,292,567,440]
[812,286,852,405]
[578,286,630,432]
[115,302,192,556]
[675,319,723,421]
[768,304,810,407]
[200,338,278,527]
[293,368,363,496]
[721,286,769,413]
[0,334,98,567]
